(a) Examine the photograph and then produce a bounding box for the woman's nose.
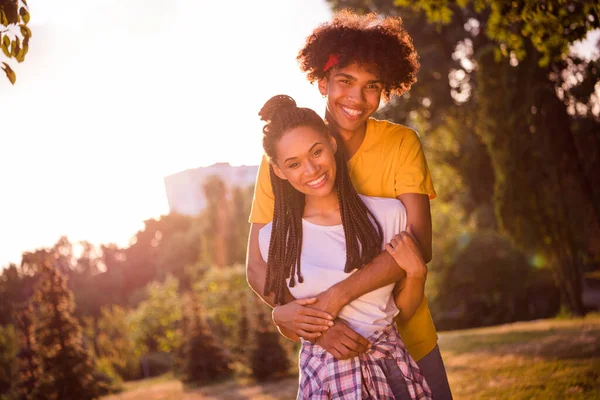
[305,160,318,175]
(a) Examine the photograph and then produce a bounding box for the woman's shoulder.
[359,195,406,218]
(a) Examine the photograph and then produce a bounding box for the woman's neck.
[303,189,342,226]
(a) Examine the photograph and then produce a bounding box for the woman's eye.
[313,149,322,157]
[289,162,299,169]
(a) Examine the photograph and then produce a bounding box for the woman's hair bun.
[258,95,297,122]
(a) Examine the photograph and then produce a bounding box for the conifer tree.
[14,305,43,400]
[250,311,290,382]
[181,293,231,385]
[33,263,100,400]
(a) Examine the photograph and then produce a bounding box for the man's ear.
[318,77,328,97]
[271,163,287,181]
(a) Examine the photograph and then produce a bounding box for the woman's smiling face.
[271,125,338,198]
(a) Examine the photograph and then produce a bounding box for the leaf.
[0,10,7,26]
[2,62,16,84]
[20,24,31,38]
[1,35,10,57]
[19,8,29,24]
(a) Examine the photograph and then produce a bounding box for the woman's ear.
[271,163,288,181]
[318,78,328,97]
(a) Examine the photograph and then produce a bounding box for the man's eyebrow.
[333,73,382,84]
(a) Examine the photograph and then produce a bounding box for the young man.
[246,10,452,399]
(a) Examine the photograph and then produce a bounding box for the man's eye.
[313,149,322,157]
[289,162,299,169]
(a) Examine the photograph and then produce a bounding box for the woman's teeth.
[307,173,327,187]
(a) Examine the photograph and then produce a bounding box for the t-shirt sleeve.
[249,154,275,224]
[394,129,437,200]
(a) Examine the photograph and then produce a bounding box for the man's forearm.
[247,257,278,308]
[316,250,406,316]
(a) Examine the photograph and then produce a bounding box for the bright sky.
[0,0,332,267]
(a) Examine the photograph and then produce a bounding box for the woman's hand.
[272,297,334,340]
[384,225,427,279]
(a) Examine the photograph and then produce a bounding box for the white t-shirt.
[259,195,407,337]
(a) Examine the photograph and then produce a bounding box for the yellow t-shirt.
[249,118,437,361]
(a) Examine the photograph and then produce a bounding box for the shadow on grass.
[441,324,600,360]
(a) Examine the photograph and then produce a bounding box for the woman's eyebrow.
[284,142,322,163]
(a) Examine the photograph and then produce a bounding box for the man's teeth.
[342,106,363,116]
[307,174,326,186]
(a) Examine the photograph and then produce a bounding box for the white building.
[164,162,258,215]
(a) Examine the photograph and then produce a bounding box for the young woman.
[257,94,432,399]
[247,10,452,399]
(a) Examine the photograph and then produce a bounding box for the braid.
[333,133,384,272]
[264,166,305,304]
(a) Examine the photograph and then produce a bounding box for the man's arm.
[397,193,432,263]
[313,194,432,316]
[314,250,406,316]
[246,222,278,307]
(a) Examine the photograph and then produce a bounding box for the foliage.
[249,310,291,382]
[0,0,31,84]
[129,275,183,355]
[95,305,140,381]
[13,305,42,400]
[33,264,100,400]
[432,232,560,330]
[181,293,232,385]
[393,0,600,66]
[0,324,17,397]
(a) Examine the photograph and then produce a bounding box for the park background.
[1,0,599,399]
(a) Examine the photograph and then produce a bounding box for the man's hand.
[311,284,349,319]
[272,298,333,340]
[315,319,371,360]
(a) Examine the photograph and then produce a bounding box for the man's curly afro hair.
[297,9,420,100]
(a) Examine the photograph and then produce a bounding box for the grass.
[102,314,600,399]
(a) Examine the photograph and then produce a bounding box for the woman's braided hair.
[259,94,383,304]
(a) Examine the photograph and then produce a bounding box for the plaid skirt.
[297,324,432,399]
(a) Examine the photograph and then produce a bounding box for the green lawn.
[103,314,600,399]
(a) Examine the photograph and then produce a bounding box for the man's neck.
[325,113,368,159]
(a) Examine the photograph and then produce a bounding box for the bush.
[432,232,561,330]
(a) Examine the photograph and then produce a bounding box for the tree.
[95,305,140,381]
[0,324,18,397]
[249,310,290,382]
[14,305,42,400]
[33,264,100,400]
[326,0,600,315]
[129,275,183,355]
[201,175,231,267]
[181,293,231,385]
[0,0,31,84]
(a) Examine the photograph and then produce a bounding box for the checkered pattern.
[297,324,432,399]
